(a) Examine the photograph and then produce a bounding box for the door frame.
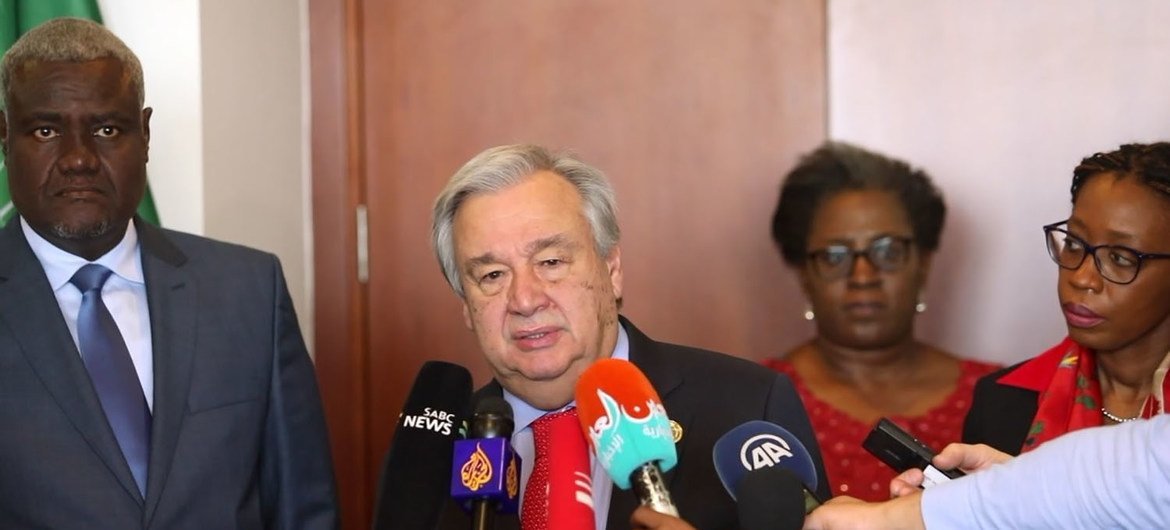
[309,0,371,528]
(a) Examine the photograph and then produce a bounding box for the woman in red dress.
[763,142,998,501]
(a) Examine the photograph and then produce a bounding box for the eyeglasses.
[1043,221,1170,285]
[806,236,914,279]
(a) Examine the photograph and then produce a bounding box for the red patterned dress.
[764,358,999,501]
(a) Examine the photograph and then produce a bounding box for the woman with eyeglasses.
[763,142,999,501]
[963,143,1170,456]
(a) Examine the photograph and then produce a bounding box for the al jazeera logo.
[450,437,520,511]
[460,443,493,492]
[505,453,519,498]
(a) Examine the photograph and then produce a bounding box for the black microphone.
[736,467,808,530]
[372,361,472,530]
[449,396,519,530]
[712,420,824,524]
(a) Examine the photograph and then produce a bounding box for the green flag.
[0,0,160,226]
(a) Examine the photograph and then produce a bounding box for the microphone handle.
[630,462,679,517]
[471,499,494,530]
[802,488,822,514]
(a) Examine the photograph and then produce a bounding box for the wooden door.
[310,1,826,527]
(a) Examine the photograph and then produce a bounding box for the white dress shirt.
[21,217,154,410]
[503,324,630,530]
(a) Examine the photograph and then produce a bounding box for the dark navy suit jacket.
[962,361,1040,456]
[0,218,338,529]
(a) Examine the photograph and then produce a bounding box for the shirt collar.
[20,217,145,291]
[997,336,1082,392]
[504,322,631,433]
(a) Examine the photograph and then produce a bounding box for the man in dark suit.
[0,18,337,529]
[430,144,828,529]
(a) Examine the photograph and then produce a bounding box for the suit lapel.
[0,220,145,504]
[606,317,690,530]
[134,220,196,525]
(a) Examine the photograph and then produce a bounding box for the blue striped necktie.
[70,263,152,496]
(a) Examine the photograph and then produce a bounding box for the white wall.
[829,0,1170,364]
[199,0,314,347]
[98,0,314,348]
[99,0,203,234]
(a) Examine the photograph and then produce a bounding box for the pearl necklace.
[1101,408,1142,423]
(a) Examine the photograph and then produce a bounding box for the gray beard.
[50,219,113,240]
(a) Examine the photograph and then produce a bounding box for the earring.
[803,306,815,321]
[915,297,927,313]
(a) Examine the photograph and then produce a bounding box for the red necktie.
[521,408,594,530]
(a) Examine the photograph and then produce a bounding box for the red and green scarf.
[999,337,1169,452]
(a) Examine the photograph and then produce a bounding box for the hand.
[890,468,924,498]
[889,443,1013,498]
[629,505,697,530]
[803,493,925,530]
[932,442,1012,473]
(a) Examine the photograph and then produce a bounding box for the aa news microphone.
[575,359,679,517]
[372,361,472,530]
[735,467,809,530]
[713,421,823,515]
[450,396,520,530]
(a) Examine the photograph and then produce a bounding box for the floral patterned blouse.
[764,358,1000,501]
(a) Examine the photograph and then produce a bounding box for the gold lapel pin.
[670,420,683,443]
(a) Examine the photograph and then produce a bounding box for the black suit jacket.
[0,218,338,529]
[961,361,1039,456]
[438,317,829,530]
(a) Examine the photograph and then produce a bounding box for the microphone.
[735,467,808,530]
[372,361,472,530]
[450,396,520,530]
[712,421,822,514]
[575,358,679,516]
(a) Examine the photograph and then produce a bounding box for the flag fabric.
[0,0,160,226]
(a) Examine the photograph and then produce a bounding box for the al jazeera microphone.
[574,359,679,516]
[450,396,520,530]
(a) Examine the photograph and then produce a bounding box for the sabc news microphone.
[713,420,823,519]
[372,361,472,530]
[575,358,679,517]
[449,396,520,530]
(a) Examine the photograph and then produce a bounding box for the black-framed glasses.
[1043,221,1170,285]
[806,235,914,280]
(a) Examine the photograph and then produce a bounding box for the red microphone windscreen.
[574,358,678,489]
[575,358,662,429]
[545,409,594,529]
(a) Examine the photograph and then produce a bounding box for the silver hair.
[1,17,145,110]
[432,144,621,297]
